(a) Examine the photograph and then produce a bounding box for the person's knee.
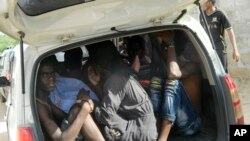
[68,101,93,124]
[81,101,93,113]
[150,77,162,90]
[164,80,178,93]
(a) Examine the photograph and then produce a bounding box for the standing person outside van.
[200,0,240,72]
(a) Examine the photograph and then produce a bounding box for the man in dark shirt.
[85,40,158,141]
[200,0,240,72]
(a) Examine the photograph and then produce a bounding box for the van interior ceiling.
[35,29,217,141]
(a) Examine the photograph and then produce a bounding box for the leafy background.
[0,33,18,52]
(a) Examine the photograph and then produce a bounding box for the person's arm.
[156,31,200,79]
[226,28,240,62]
[76,89,95,111]
[37,100,92,141]
[131,55,141,73]
[94,75,128,133]
[49,100,67,122]
[166,46,182,79]
[71,89,105,141]
[158,120,172,141]
[156,31,182,79]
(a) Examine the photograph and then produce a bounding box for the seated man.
[149,31,201,141]
[36,56,104,141]
[48,54,99,114]
[85,40,158,141]
[49,73,99,114]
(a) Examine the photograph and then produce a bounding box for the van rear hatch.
[0,0,205,46]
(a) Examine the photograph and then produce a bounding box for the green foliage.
[0,34,18,52]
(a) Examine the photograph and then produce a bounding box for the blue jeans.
[149,77,201,135]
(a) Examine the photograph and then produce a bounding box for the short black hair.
[127,35,145,63]
[64,47,83,70]
[86,40,122,72]
[39,55,58,75]
[40,55,58,68]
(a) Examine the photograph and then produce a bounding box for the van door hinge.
[111,27,126,33]
[150,16,165,26]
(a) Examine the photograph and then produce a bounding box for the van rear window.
[17,0,94,16]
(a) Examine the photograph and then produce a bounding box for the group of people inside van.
[36,30,202,141]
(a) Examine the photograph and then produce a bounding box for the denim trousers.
[149,77,201,135]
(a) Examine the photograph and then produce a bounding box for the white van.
[0,0,244,141]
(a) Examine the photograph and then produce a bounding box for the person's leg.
[158,80,180,141]
[216,47,228,73]
[173,81,201,135]
[223,52,228,73]
[149,77,163,114]
[80,114,105,141]
[158,120,172,141]
[68,103,105,141]
[149,76,163,131]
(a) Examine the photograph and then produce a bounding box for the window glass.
[18,0,95,16]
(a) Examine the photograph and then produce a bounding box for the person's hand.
[131,55,140,73]
[233,50,240,62]
[76,88,90,102]
[77,99,95,113]
[77,88,94,112]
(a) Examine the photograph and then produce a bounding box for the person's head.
[127,35,145,63]
[37,55,57,93]
[202,0,216,11]
[64,47,83,71]
[86,40,122,72]
[85,40,123,87]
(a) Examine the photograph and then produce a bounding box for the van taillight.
[224,74,244,124]
[17,126,34,141]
